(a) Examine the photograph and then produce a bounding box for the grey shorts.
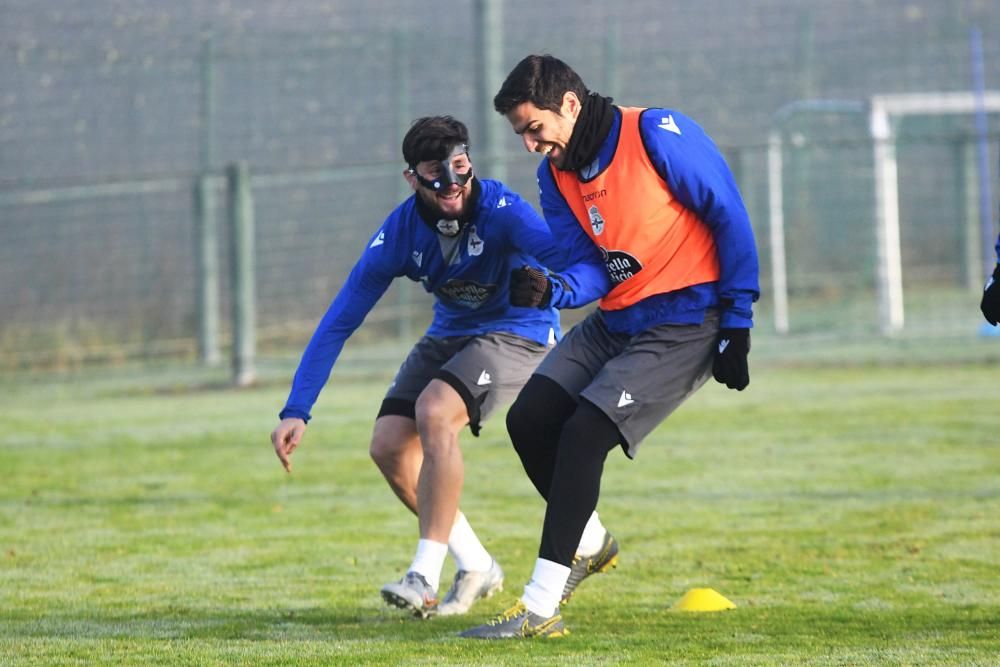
[380,331,550,436]
[535,309,720,457]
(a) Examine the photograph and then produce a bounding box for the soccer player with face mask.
[270,115,610,619]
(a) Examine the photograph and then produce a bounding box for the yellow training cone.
[671,587,736,612]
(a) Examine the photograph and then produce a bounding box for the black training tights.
[506,375,622,566]
[506,375,577,500]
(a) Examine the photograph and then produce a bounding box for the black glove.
[510,266,553,308]
[981,263,1000,326]
[712,328,750,391]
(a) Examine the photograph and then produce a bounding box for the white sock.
[520,558,570,617]
[408,539,448,592]
[575,511,607,557]
[448,512,494,573]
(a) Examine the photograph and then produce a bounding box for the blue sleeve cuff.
[720,298,755,329]
[279,407,311,423]
[547,273,565,307]
[720,315,754,330]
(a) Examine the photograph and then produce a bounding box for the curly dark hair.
[401,116,469,166]
[493,54,588,115]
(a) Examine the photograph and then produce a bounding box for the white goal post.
[767,91,1000,335]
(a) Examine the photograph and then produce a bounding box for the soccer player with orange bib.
[462,55,760,639]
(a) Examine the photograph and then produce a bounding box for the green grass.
[2,342,999,665]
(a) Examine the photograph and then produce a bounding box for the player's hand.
[712,328,750,391]
[510,266,553,308]
[271,417,307,473]
[980,263,1000,325]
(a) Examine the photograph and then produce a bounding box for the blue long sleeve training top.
[279,178,606,422]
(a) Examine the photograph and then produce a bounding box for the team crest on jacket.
[467,225,484,256]
[588,205,605,236]
[435,279,496,309]
[600,247,643,284]
[437,218,460,236]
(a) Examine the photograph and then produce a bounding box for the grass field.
[2,339,999,665]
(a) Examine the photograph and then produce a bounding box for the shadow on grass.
[0,604,490,643]
[3,604,998,649]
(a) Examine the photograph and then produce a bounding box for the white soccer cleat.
[437,559,505,616]
[380,571,439,619]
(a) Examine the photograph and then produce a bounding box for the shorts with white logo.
[534,309,719,458]
[380,331,550,436]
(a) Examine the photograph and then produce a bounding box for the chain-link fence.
[2,0,1000,371]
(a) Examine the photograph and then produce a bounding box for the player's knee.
[414,397,447,437]
[506,397,537,455]
[507,375,575,445]
[506,380,541,434]
[414,382,466,439]
[559,399,621,460]
[369,417,411,471]
[369,432,401,474]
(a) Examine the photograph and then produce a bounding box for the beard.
[414,177,481,235]
[422,190,467,220]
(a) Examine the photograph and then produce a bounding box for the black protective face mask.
[408,143,473,192]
